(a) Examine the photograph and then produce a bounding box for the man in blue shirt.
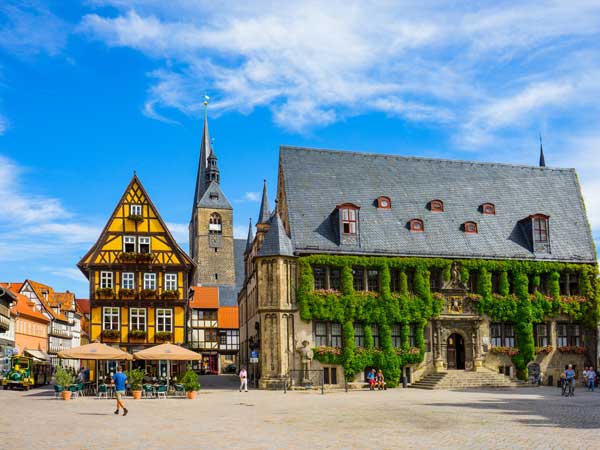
[113,366,128,416]
[565,364,575,397]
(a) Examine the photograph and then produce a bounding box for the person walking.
[113,366,128,416]
[239,366,248,392]
[565,364,575,397]
[587,367,596,392]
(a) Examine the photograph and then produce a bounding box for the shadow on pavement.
[199,374,239,390]
[425,387,600,429]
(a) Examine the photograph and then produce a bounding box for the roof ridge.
[279,145,574,172]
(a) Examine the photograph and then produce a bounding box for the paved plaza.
[2,384,600,450]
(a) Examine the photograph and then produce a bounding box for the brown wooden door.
[447,335,457,369]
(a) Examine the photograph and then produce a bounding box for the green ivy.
[300,255,598,383]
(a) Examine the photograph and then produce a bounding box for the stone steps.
[410,370,527,390]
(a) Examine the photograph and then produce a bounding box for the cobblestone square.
[2,384,600,450]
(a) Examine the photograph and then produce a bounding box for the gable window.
[102,307,119,331]
[481,203,496,215]
[100,271,113,289]
[313,266,326,290]
[130,204,142,216]
[409,219,424,232]
[123,236,136,253]
[156,309,173,332]
[463,222,478,234]
[352,267,365,291]
[531,214,549,243]
[121,272,134,290]
[392,324,402,348]
[534,323,549,347]
[430,200,444,212]
[376,196,391,209]
[313,321,342,348]
[130,308,146,331]
[341,208,357,234]
[354,323,365,347]
[209,213,222,234]
[557,323,580,347]
[138,237,151,254]
[143,273,156,290]
[371,324,380,348]
[164,273,177,291]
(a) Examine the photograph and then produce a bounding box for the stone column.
[434,321,444,371]
[473,320,483,371]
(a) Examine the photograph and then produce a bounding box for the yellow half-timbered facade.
[78,175,194,351]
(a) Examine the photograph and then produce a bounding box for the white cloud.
[233,224,247,239]
[238,192,260,203]
[44,267,88,284]
[165,222,189,248]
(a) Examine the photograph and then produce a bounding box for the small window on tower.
[481,203,496,215]
[409,219,424,232]
[209,213,222,234]
[429,200,444,212]
[463,222,478,234]
[376,196,391,209]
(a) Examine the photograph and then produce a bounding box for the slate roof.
[234,238,247,290]
[258,214,295,257]
[196,181,232,210]
[258,180,270,223]
[279,146,596,263]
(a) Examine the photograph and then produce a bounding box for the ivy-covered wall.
[298,255,599,384]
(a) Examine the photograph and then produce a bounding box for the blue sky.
[1,1,599,297]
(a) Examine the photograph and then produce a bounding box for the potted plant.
[180,369,200,399]
[54,366,74,400]
[126,368,145,400]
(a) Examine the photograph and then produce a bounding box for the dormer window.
[531,214,549,243]
[336,203,360,235]
[376,196,391,209]
[429,200,444,212]
[409,219,424,232]
[481,203,495,215]
[463,222,478,234]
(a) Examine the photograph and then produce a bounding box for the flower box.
[313,289,342,297]
[95,288,115,298]
[155,331,172,342]
[489,346,520,356]
[127,214,144,223]
[118,288,136,299]
[313,346,342,356]
[160,290,179,300]
[102,329,120,339]
[129,329,147,339]
[535,345,553,354]
[136,253,153,263]
[140,289,157,299]
[119,252,153,264]
[557,346,585,354]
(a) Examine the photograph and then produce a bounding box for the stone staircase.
[409,369,527,390]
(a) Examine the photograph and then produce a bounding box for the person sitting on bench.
[376,370,386,390]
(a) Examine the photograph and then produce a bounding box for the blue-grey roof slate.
[279,146,596,263]
[234,238,247,290]
[258,214,295,257]
[197,181,232,210]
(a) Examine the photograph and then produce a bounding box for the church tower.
[189,105,235,287]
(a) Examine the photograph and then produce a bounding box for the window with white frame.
[123,236,136,253]
[102,307,119,330]
[143,273,156,290]
[130,204,142,216]
[130,308,146,331]
[138,237,151,254]
[100,271,113,289]
[164,273,177,291]
[156,309,172,332]
[121,272,134,289]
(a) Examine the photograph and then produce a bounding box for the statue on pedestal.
[296,340,313,384]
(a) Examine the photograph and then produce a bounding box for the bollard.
[402,376,408,388]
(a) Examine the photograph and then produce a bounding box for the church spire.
[257,179,270,224]
[539,134,546,167]
[245,218,254,253]
[193,96,214,207]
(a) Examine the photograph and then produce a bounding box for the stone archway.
[435,322,477,371]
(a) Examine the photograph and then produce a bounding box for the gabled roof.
[75,299,90,315]
[279,146,596,263]
[23,280,70,322]
[257,213,294,257]
[196,181,232,210]
[78,174,194,273]
[11,292,50,323]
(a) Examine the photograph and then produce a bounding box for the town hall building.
[238,145,598,389]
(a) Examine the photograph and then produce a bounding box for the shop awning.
[24,349,50,361]
[57,342,133,360]
[133,343,202,361]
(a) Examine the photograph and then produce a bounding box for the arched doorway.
[447,333,465,370]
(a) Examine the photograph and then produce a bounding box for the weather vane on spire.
[203,95,210,119]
